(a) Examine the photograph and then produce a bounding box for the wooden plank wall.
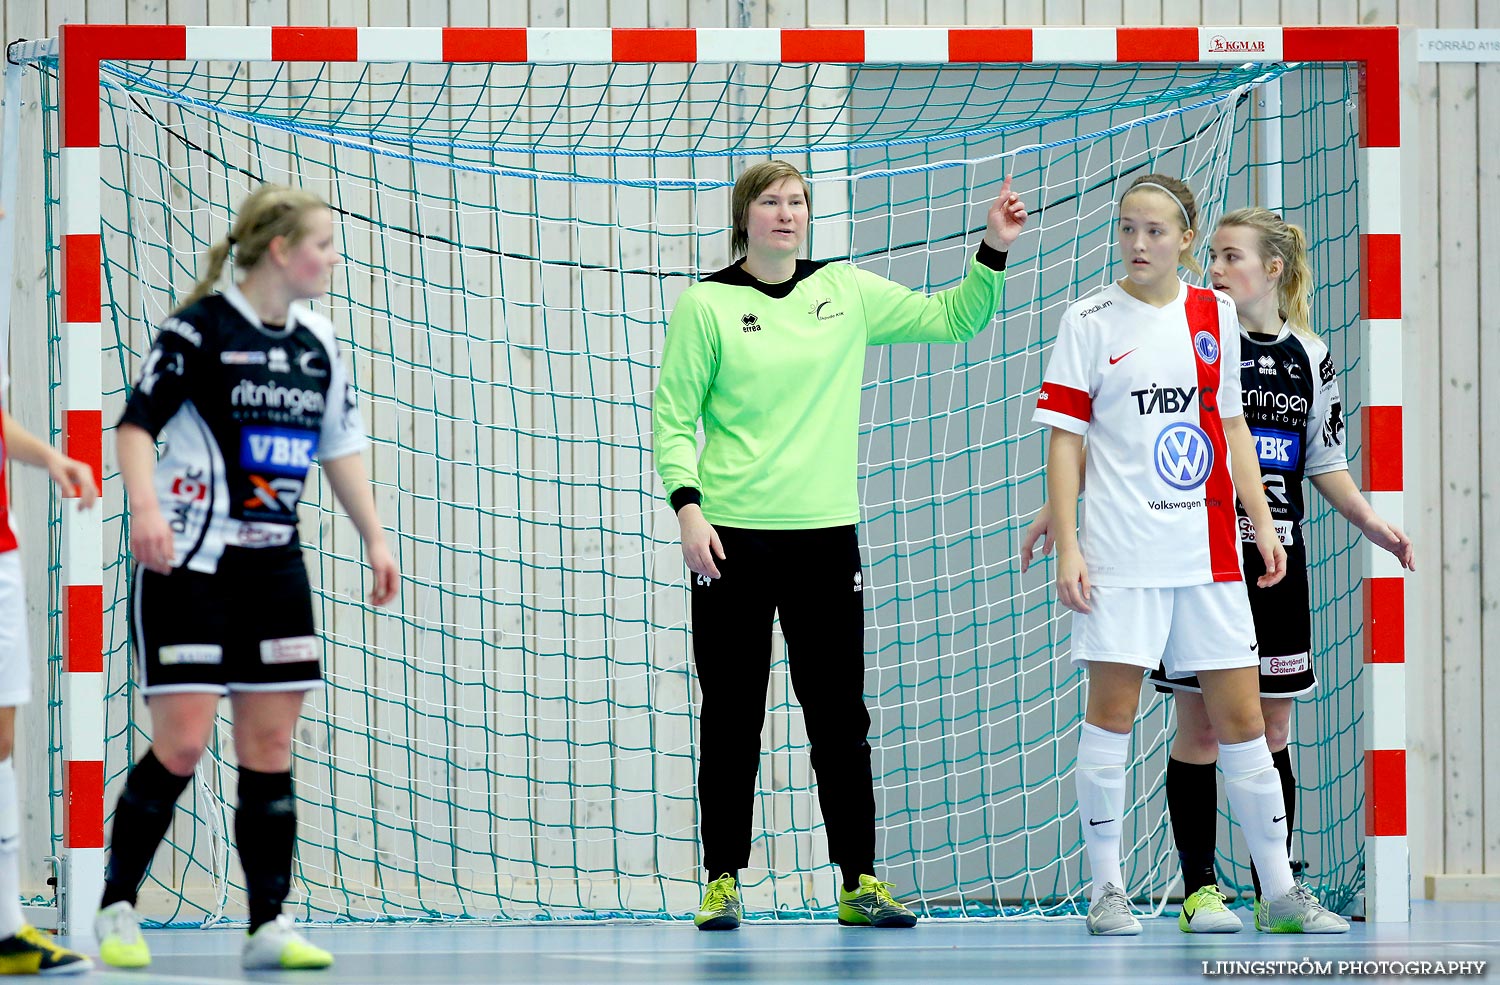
[1,0,1486,903]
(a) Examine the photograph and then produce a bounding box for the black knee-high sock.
[235,768,296,933]
[100,748,194,909]
[1250,747,1297,898]
[1166,757,1219,896]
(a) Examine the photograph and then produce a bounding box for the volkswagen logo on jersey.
[1154,422,1214,490]
[1193,330,1220,364]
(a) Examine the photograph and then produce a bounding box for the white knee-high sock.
[1219,738,1295,900]
[0,758,26,937]
[1077,722,1131,903]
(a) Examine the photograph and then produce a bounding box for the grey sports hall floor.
[67,900,1496,985]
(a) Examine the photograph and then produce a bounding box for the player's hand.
[678,504,725,580]
[47,452,99,509]
[1362,516,1415,571]
[1055,545,1092,614]
[1254,522,1287,588]
[366,540,400,607]
[1019,503,1055,574]
[130,507,176,574]
[984,175,1029,251]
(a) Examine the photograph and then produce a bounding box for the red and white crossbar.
[49,22,1407,930]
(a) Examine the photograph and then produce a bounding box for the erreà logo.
[742,313,762,333]
[1208,34,1267,53]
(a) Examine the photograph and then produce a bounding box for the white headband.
[1128,181,1193,229]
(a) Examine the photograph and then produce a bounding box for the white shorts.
[1071,581,1257,679]
[0,551,32,707]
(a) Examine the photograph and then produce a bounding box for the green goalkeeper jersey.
[653,246,1008,529]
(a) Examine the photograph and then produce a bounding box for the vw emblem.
[1154,422,1213,490]
[1194,330,1220,364]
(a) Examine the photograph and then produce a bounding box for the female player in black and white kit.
[92,184,398,971]
[1150,209,1413,930]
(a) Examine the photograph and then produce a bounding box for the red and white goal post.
[17,23,1409,932]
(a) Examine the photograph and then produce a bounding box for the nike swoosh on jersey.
[1108,349,1137,365]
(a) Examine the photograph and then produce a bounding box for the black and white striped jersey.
[120,283,367,574]
[1236,324,1347,548]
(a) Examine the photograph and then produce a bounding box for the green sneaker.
[694,873,742,931]
[1254,883,1349,934]
[1179,885,1243,933]
[94,900,150,969]
[837,874,917,928]
[241,915,334,970]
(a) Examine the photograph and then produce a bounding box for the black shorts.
[132,545,322,696]
[1151,542,1315,699]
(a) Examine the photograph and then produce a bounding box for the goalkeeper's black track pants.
[689,524,876,879]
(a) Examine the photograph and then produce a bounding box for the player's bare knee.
[154,743,205,777]
[1212,710,1266,746]
[1087,706,1137,735]
[1171,722,1218,763]
[1263,720,1291,753]
[234,731,293,772]
[0,736,13,762]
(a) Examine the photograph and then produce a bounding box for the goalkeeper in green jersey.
[653,159,1027,930]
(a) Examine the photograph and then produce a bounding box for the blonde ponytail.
[1279,221,1314,335]
[177,238,234,312]
[174,183,328,314]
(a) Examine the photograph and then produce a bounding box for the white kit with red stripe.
[1034,280,1243,587]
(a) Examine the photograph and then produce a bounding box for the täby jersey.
[119,283,367,574]
[1034,280,1244,587]
[1236,324,1346,548]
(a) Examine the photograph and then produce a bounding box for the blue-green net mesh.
[31,55,1365,923]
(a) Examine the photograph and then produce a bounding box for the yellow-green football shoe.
[837,874,917,928]
[95,900,151,969]
[242,915,334,970]
[1179,885,1242,933]
[694,873,742,931]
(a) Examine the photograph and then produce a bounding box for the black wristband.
[670,487,703,513]
[976,241,1008,272]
